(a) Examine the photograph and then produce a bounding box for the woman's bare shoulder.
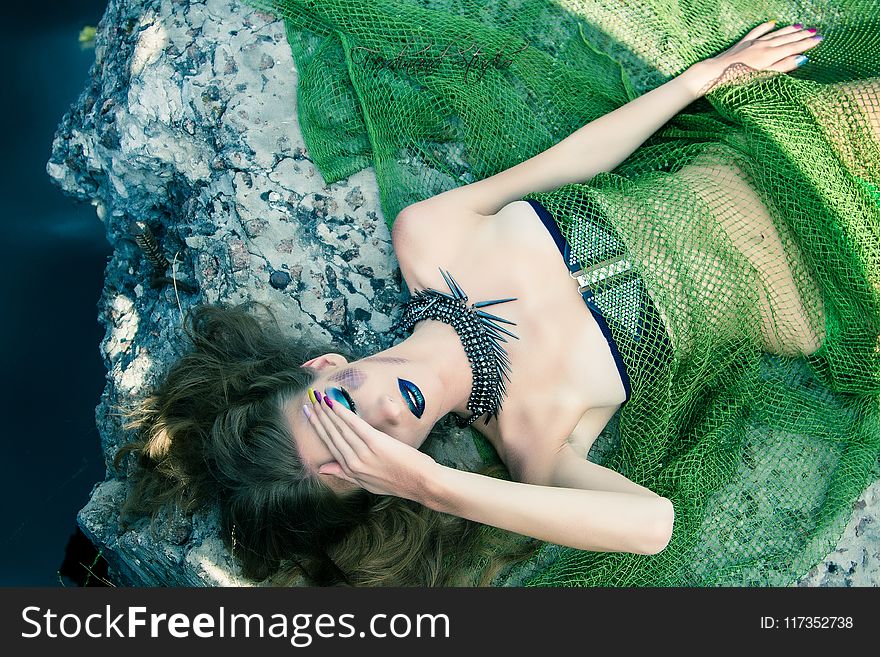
[391,203,495,286]
[393,203,491,252]
[391,198,540,264]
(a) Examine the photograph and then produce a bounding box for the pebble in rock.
[269,270,291,290]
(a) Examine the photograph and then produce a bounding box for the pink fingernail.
[807,27,817,33]
[302,404,312,419]
[793,23,803,29]
[325,396,334,409]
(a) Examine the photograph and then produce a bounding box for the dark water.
[1,2,113,585]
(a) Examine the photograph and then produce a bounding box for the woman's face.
[283,353,442,479]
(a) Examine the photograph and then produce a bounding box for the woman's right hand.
[306,391,438,501]
[687,20,824,95]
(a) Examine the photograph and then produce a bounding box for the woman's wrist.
[418,461,455,512]
[678,61,725,99]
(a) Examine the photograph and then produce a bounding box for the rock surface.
[49,0,879,587]
[49,0,490,587]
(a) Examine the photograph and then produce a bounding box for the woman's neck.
[386,319,475,420]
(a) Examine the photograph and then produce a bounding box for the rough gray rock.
[49,0,488,587]
[49,0,879,587]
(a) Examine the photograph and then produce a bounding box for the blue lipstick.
[398,378,425,418]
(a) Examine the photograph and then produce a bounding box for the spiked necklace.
[392,268,518,428]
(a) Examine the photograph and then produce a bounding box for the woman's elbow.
[636,496,675,556]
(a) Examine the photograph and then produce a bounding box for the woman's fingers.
[322,396,376,445]
[766,52,812,73]
[756,24,798,40]
[745,20,780,41]
[304,403,351,475]
[761,23,816,39]
[773,37,818,58]
[312,398,366,469]
[768,34,822,71]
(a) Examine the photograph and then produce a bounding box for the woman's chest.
[399,200,627,462]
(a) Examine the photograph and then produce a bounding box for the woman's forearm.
[400,63,720,216]
[544,63,713,184]
[421,463,675,555]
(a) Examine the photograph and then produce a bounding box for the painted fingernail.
[307,388,317,404]
[315,390,323,404]
[793,23,803,29]
[324,396,334,409]
[795,54,809,66]
[806,27,817,33]
[814,34,824,41]
[302,404,312,420]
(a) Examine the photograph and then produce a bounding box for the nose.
[376,394,404,425]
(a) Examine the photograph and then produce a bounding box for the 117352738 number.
[760,616,854,629]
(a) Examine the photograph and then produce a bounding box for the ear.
[301,353,349,370]
[318,462,360,492]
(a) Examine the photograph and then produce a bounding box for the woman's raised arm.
[401,64,705,219]
[401,20,821,219]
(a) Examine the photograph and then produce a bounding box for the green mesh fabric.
[242,0,880,586]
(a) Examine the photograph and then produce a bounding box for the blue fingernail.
[795,54,809,66]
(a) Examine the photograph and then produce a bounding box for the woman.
[120,2,880,587]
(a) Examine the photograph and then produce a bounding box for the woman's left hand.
[687,20,824,95]
[304,393,438,501]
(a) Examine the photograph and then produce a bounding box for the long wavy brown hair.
[113,301,542,586]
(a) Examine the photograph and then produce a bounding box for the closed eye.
[339,386,358,414]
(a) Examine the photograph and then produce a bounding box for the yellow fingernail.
[307,388,317,404]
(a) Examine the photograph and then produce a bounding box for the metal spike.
[438,291,460,302]
[481,324,509,342]
[437,269,457,297]
[481,318,513,335]
[438,269,466,301]
[444,269,467,300]
[473,297,517,308]
[475,309,518,325]
[483,322,519,339]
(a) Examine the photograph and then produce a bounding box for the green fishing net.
[241,0,880,586]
